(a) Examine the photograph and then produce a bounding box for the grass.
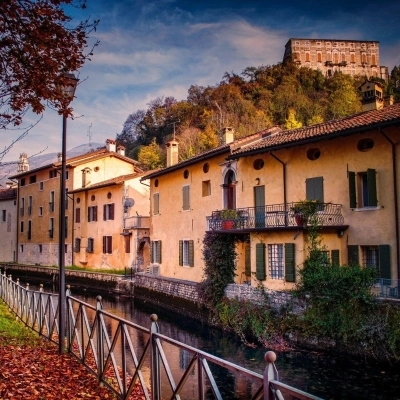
[0,300,40,345]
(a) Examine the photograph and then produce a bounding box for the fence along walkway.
[0,272,323,400]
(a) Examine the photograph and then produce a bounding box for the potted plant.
[291,200,319,226]
[220,209,238,230]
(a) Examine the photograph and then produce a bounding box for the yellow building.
[142,101,400,290]
[0,185,17,262]
[10,139,148,268]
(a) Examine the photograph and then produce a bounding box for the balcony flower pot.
[291,200,320,227]
[220,209,238,230]
[294,213,305,227]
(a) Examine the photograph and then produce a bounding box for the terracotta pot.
[294,214,305,226]
[222,220,235,230]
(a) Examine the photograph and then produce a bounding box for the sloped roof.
[70,172,146,194]
[0,188,17,200]
[229,102,400,159]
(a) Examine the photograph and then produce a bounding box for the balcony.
[207,203,345,232]
[124,216,150,230]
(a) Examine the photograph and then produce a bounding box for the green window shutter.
[182,186,190,210]
[367,168,377,207]
[245,244,251,277]
[179,240,183,266]
[348,245,359,265]
[189,240,194,267]
[331,249,340,266]
[153,193,159,215]
[157,241,162,264]
[379,244,391,279]
[102,236,106,254]
[284,243,295,282]
[150,241,154,263]
[255,243,266,280]
[348,171,357,208]
[306,177,324,203]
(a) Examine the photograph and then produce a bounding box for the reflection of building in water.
[283,38,388,81]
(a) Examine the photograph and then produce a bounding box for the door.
[254,186,265,228]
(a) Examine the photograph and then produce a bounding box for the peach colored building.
[142,96,400,290]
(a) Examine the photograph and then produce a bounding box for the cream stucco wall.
[0,196,17,262]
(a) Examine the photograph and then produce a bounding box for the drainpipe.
[379,128,400,280]
[269,151,287,209]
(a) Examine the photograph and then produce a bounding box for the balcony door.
[223,170,236,209]
[254,186,265,228]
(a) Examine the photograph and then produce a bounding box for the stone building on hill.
[284,38,388,81]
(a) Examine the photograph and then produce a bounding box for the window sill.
[352,206,382,212]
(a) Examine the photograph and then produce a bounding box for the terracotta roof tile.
[0,188,17,200]
[230,103,400,157]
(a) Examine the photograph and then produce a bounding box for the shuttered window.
[88,206,97,222]
[182,185,190,211]
[331,250,340,266]
[102,236,112,254]
[256,243,266,280]
[153,193,160,215]
[348,245,359,265]
[179,240,194,267]
[245,244,251,277]
[284,243,295,282]
[306,177,324,203]
[151,241,162,264]
[87,238,94,253]
[379,244,391,279]
[348,169,377,208]
[75,208,81,223]
[103,203,115,220]
[74,238,81,252]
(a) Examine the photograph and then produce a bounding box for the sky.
[1,0,400,163]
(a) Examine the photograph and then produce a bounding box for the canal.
[68,290,399,400]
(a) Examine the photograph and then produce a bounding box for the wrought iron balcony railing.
[207,202,344,231]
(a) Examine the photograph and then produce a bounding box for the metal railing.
[372,278,400,299]
[0,272,323,400]
[207,203,344,231]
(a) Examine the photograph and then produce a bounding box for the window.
[341,53,345,62]
[357,138,374,152]
[268,244,284,279]
[75,208,81,223]
[20,197,25,216]
[49,191,55,212]
[256,243,266,280]
[306,177,324,203]
[88,206,98,222]
[202,181,211,197]
[348,244,390,278]
[39,206,43,216]
[65,189,69,210]
[28,196,32,215]
[29,175,36,184]
[49,218,54,239]
[21,178,25,186]
[39,244,42,253]
[27,221,32,240]
[153,193,160,215]
[87,238,94,253]
[103,203,115,220]
[305,52,310,62]
[253,159,264,170]
[333,53,339,64]
[362,53,367,63]
[20,245,23,252]
[179,240,194,267]
[39,182,44,191]
[183,169,189,179]
[151,240,162,264]
[65,216,68,238]
[350,53,355,63]
[49,169,57,179]
[317,52,322,62]
[348,169,377,208]
[20,221,24,233]
[74,238,81,252]
[125,235,131,253]
[203,163,209,173]
[1,210,5,222]
[182,185,190,210]
[102,236,112,254]
[371,54,376,65]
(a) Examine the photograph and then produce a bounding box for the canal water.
[72,291,400,400]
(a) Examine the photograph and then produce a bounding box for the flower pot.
[222,220,235,230]
[294,213,305,226]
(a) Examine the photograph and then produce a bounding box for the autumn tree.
[137,139,164,171]
[0,0,99,129]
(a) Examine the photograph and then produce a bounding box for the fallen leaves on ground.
[0,337,145,400]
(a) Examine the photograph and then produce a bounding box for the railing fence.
[0,271,323,400]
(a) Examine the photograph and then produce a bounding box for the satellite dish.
[124,198,135,208]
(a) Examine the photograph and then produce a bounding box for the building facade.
[0,186,17,262]
[283,38,388,80]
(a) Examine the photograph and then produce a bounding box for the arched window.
[223,170,236,210]
[334,53,339,64]
[371,54,376,65]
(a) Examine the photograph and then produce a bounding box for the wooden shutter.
[348,171,357,208]
[75,208,80,223]
[179,240,183,266]
[157,241,162,263]
[245,244,251,277]
[254,186,265,228]
[107,236,112,253]
[110,203,114,220]
[94,206,98,221]
[331,250,340,266]
[150,241,154,263]
[102,236,106,253]
[379,244,391,279]
[189,240,194,267]
[284,243,295,282]
[153,193,159,215]
[306,177,324,202]
[125,235,130,253]
[87,207,91,222]
[182,186,190,210]
[103,204,107,220]
[348,245,359,265]
[367,168,377,207]
[255,243,266,280]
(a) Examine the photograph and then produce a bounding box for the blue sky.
[1,0,399,163]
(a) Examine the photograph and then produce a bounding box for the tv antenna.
[87,123,92,147]
[168,120,180,140]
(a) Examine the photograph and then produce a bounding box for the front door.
[254,186,265,228]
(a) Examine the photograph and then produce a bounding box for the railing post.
[96,295,104,379]
[150,314,161,400]
[38,284,44,333]
[66,285,72,348]
[264,351,280,400]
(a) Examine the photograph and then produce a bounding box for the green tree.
[284,108,302,129]
[137,139,164,170]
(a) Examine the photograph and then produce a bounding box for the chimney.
[81,167,91,188]
[221,127,234,144]
[106,139,116,152]
[166,139,179,167]
[57,152,62,162]
[117,145,126,156]
[17,153,29,173]
[359,81,384,112]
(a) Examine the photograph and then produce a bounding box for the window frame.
[182,185,190,211]
[103,203,115,221]
[102,235,112,254]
